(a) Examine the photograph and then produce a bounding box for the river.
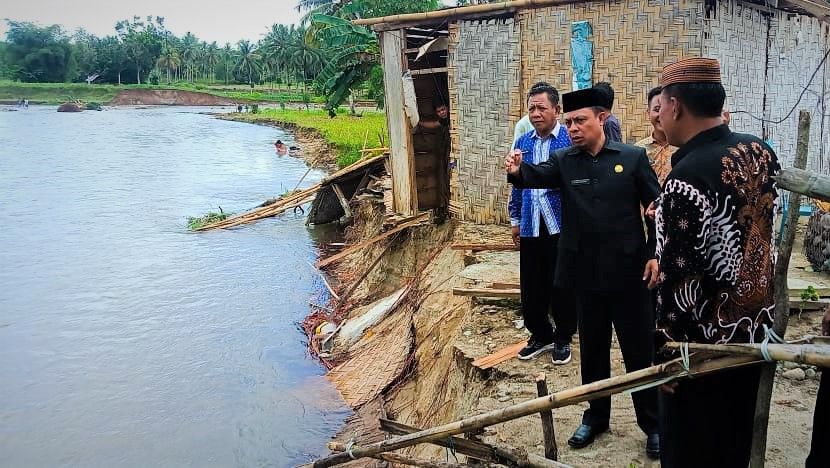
[0,106,349,467]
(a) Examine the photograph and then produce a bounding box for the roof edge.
[352,0,575,28]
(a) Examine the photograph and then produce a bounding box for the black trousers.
[659,364,762,468]
[577,286,658,435]
[519,225,576,345]
[807,370,829,468]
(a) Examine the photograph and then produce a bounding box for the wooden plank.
[331,183,352,221]
[315,212,429,268]
[380,30,418,216]
[775,166,830,204]
[472,341,527,369]
[410,67,448,76]
[453,288,521,299]
[451,243,518,252]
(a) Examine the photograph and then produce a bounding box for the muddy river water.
[0,106,348,466]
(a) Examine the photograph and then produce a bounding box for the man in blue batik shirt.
[508,82,577,364]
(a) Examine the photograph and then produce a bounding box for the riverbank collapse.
[306,193,824,467]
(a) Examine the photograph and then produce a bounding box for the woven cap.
[660,57,722,86]
[562,88,606,113]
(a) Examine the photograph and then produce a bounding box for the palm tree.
[156,45,181,83]
[288,28,324,109]
[263,24,292,90]
[180,32,199,82]
[204,42,220,83]
[235,40,262,90]
[221,43,235,84]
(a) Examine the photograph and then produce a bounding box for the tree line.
[0,0,444,110]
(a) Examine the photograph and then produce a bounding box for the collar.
[671,124,732,167]
[533,122,563,140]
[567,137,623,157]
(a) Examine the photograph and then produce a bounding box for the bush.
[84,101,102,111]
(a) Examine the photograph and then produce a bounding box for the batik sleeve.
[508,186,522,227]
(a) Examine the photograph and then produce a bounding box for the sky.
[1,0,458,45]
[0,0,305,45]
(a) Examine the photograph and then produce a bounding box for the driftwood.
[377,419,570,468]
[327,442,474,467]
[751,110,811,468]
[309,353,760,466]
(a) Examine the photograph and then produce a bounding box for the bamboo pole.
[664,342,830,367]
[774,167,830,203]
[750,110,811,468]
[352,0,576,27]
[308,354,759,466]
[535,373,558,461]
[335,233,398,309]
[327,442,475,467]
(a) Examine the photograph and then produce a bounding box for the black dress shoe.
[567,424,609,449]
[646,433,660,459]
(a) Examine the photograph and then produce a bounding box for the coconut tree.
[156,45,181,83]
[235,40,262,90]
[287,26,323,109]
[204,41,220,82]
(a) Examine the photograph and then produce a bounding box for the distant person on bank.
[507,81,576,364]
[506,87,661,459]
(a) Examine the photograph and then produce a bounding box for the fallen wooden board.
[472,341,527,370]
[451,243,518,252]
[789,299,829,311]
[453,288,521,299]
[316,212,429,268]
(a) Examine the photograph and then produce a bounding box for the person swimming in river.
[274,139,288,156]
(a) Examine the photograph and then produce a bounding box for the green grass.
[231,108,388,167]
[0,80,325,105]
[187,210,231,230]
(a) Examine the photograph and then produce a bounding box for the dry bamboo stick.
[345,421,572,468]
[665,342,830,367]
[321,154,387,185]
[360,147,390,153]
[453,288,520,299]
[335,233,397,308]
[194,183,322,231]
[751,110,811,468]
[309,354,759,466]
[292,158,319,193]
[450,243,518,251]
[352,0,576,27]
[327,442,474,467]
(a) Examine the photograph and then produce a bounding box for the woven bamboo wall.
[519,0,705,144]
[702,1,769,139]
[447,18,522,224]
[765,11,829,174]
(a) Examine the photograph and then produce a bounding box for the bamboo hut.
[357,0,830,224]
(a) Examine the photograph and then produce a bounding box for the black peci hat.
[562,88,606,113]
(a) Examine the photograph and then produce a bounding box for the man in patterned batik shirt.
[508,82,576,364]
[653,58,780,468]
[635,86,677,186]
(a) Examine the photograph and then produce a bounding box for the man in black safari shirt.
[505,87,661,459]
